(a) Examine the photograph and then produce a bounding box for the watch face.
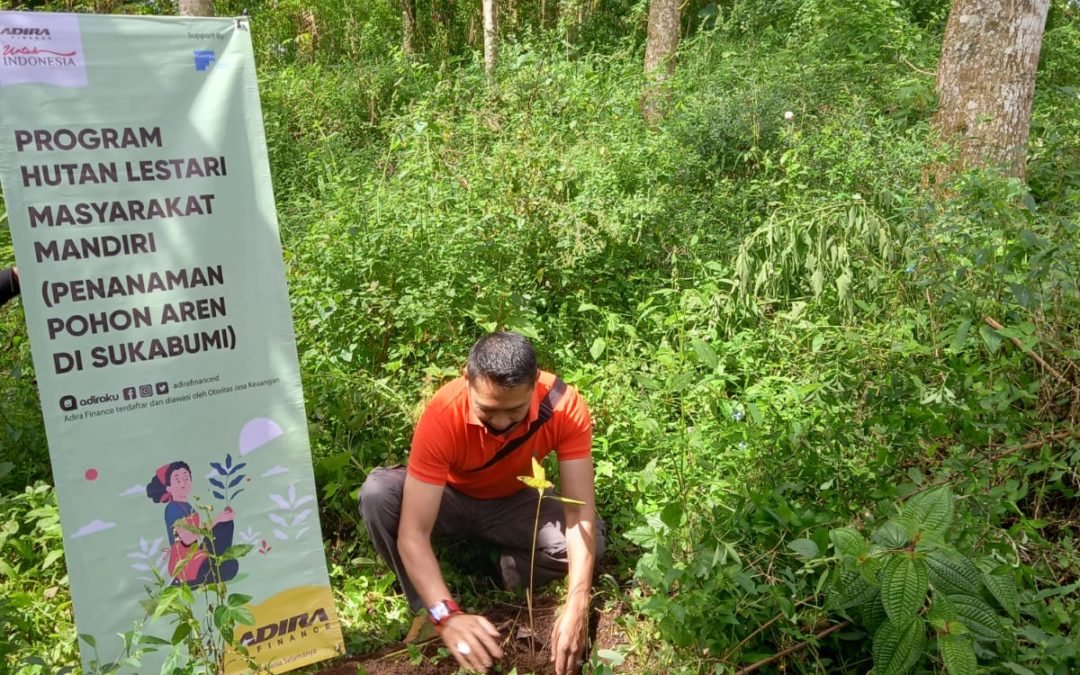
[430,602,450,622]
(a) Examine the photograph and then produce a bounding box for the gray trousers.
[358,465,606,612]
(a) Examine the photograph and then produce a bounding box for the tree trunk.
[402,0,417,56]
[933,0,1050,178]
[178,0,214,16]
[483,0,498,79]
[641,0,679,126]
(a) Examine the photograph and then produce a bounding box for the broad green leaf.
[41,549,64,570]
[982,571,1019,619]
[949,594,1007,641]
[219,544,254,562]
[872,520,910,549]
[660,502,682,530]
[80,634,97,648]
[171,622,192,645]
[232,606,256,626]
[979,324,1002,353]
[827,568,879,611]
[858,597,888,633]
[830,527,869,559]
[901,487,954,535]
[596,649,625,666]
[882,554,928,623]
[950,318,972,352]
[690,338,718,370]
[589,337,606,360]
[872,618,925,675]
[227,593,253,608]
[927,592,957,624]
[939,632,977,675]
[926,550,981,596]
[787,538,820,561]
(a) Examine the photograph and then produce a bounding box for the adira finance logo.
[0,27,53,39]
[0,13,87,88]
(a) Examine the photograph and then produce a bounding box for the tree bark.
[483,0,498,79]
[178,0,214,16]
[933,0,1050,178]
[402,0,417,56]
[641,0,679,126]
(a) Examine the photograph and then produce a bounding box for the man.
[0,267,19,307]
[359,332,604,674]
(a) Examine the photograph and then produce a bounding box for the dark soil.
[313,595,627,675]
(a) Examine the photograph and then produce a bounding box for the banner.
[0,11,343,673]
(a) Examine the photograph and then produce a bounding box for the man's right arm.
[398,474,503,671]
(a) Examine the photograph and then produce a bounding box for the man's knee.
[358,466,405,523]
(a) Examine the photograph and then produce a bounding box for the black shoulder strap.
[468,378,567,473]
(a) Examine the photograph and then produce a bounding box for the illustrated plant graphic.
[209,453,247,506]
[516,456,585,650]
[268,482,316,541]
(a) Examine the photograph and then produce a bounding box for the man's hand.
[550,597,588,674]
[439,613,503,672]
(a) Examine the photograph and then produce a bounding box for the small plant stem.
[527,492,542,653]
[733,620,851,675]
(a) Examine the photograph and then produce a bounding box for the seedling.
[517,456,585,651]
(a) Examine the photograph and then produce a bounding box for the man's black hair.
[466,332,538,389]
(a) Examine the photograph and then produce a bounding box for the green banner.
[0,11,343,673]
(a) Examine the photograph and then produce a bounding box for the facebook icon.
[193,50,216,72]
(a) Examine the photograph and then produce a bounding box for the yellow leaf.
[531,456,545,484]
[517,476,553,490]
[547,495,586,505]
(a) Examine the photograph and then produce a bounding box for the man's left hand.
[550,597,588,675]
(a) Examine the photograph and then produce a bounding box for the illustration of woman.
[146,461,239,586]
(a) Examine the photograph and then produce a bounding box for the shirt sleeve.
[554,385,592,462]
[407,403,456,486]
[0,268,19,307]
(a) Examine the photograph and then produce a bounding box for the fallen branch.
[900,55,934,77]
[983,315,1074,389]
[734,620,851,675]
[904,428,1080,500]
[720,595,816,663]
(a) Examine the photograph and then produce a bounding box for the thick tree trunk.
[933,0,1050,178]
[178,0,214,16]
[402,0,417,56]
[483,0,498,79]
[641,0,679,126]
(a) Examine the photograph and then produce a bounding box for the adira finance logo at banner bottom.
[0,11,343,673]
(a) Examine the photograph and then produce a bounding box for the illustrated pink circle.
[85,468,98,481]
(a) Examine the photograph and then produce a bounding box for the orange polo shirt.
[407,371,592,499]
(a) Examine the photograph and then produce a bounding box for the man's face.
[468,375,536,436]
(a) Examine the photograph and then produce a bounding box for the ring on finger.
[456,641,471,655]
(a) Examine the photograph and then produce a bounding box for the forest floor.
[314,594,632,674]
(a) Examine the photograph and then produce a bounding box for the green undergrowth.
[3,1,1080,673]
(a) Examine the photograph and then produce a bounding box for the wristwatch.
[428,598,463,626]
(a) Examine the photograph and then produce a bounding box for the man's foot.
[498,554,523,592]
[405,614,439,644]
